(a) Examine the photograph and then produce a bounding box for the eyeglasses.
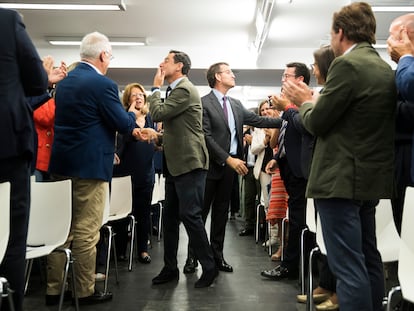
[217,70,234,75]
[281,73,296,79]
[104,51,114,61]
[131,93,145,98]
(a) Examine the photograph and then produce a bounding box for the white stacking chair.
[25,179,78,311]
[386,187,414,311]
[0,182,14,311]
[102,176,134,295]
[151,174,165,242]
[376,199,400,263]
[306,212,326,311]
[300,198,317,296]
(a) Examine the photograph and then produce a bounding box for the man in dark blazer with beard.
[184,62,281,274]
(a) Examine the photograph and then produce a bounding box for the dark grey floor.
[23,216,307,311]
[23,214,402,311]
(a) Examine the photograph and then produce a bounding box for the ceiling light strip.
[0,3,125,11]
[372,6,414,12]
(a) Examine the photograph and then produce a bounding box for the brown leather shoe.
[315,298,339,310]
[296,293,330,304]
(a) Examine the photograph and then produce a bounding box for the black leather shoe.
[183,257,198,274]
[76,291,112,305]
[152,267,179,285]
[260,265,298,280]
[239,228,254,236]
[194,267,219,288]
[45,291,72,306]
[138,253,151,264]
[216,259,233,272]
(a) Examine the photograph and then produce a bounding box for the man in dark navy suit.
[261,62,311,281]
[47,31,149,306]
[0,8,49,311]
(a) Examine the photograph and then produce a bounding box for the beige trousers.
[46,177,107,297]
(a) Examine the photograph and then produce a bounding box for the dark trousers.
[391,142,413,235]
[202,165,234,261]
[0,156,31,311]
[243,167,260,230]
[163,169,214,271]
[230,173,240,215]
[316,198,384,311]
[278,158,307,271]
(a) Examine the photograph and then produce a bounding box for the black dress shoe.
[45,291,72,306]
[216,259,233,272]
[152,267,179,285]
[183,257,198,274]
[260,265,298,280]
[239,228,254,236]
[76,291,113,305]
[194,267,219,288]
[138,253,151,264]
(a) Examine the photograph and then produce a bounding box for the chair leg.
[69,251,79,311]
[103,224,112,295]
[300,227,309,295]
[385,285,401,311]
[306,246,320,311]
[58,248,71,311]
[157,202,163,242]
[128,215,135,272]
[255,204,260,244]
[281,217,288,261]
[24,259,34,294]
[111,236,119,284]
[0,277,15,311]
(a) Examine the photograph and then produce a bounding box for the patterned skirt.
[266,168,288,221]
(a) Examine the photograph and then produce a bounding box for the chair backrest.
[27,179,72,247]
[151,174,160,205]
[306,198,317,233]
[375,199,400,263]
[108,176,132,221]
[0,182,11,264]
[399,186,414,303]
[316,213,327,255]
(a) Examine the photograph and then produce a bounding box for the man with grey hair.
[47,31,150,306]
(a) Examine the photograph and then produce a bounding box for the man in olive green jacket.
[283,3,396,311]
[149,50,217,289]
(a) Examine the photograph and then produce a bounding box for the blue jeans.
[316,198,384,311]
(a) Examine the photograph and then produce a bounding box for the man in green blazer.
[149,50,217,288]
[283,3,396,311]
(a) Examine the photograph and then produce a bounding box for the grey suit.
[201,91,280,261]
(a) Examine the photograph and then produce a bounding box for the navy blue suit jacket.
[49,62,136,181]
[278,108,313,179]
[0,8,48,161]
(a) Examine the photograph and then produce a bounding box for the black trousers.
[202,165,235,261]
[0,156,31,311]
[278,158,307,272]
[163,169,215,271]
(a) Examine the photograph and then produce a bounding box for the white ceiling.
[2,0,410,105]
